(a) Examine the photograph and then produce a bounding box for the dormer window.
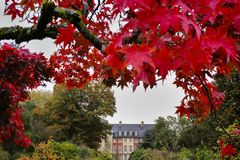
[129,131,132,136]
[135,131,138,136]
[124,131,127,136]
[119,131,122,136]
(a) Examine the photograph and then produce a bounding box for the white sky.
[0,2,184,124]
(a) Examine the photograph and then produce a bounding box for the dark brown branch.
[1,2,105,52]
[52,7,104,51]
[197,75,233,142]
[0,26,58,43]
[89,0,101,21]
[36,2,56,32]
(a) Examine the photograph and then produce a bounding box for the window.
[118,145,122,153]
[124,154,128,160]
[134,131,138,136]
[129,138,132,142]
[124,138,127,142]
[129,131,132,136]
[113,145,117,153]
[124,131,127,136]
[119,131,122,136]
[124,145,127,152]
[129,145,133,152]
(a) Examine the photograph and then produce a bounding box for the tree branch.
[89,0,101,21]
[52,7,104,51]
[0,26,58,43]
[197,75,234,142]
[0,2,105,52]
[36,2,56,32]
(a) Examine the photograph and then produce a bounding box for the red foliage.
[0,44,53,147]
[219,138,237,158]
[2,0,240,152]
[55,23,76,47]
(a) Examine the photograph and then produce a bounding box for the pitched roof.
[111,123,154,138]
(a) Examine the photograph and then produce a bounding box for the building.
[110,121,154,160]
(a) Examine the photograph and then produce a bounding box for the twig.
[89,0,101,21]
[197,75,233,142]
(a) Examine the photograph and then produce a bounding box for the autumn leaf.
[175,104,192,118]
[178,15,201,39]
[4,2,21,20]
[55,23,76,47]
[202,27,237,62]
[106,53,125,74]
[219,139,237,158]
[152,46,172,79]
[117,44,155,73]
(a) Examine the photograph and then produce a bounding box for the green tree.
[214,71,240,127]
[142,116,178,151]
[41,83,116,149]
[214,71,240,153]
[22,91,53,144]
[177,120,219,149]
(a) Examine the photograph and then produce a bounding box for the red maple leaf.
[117,44,155,73]
[222,144,237,158]
[202,27,238,62]
[4,2,21,20]
[152,46,172,79]
[175,104,192,118]
[178,15,201,39]
[106,53,125,74]
[55,23,75,47]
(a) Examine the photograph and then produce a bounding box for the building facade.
[110,121,154,160]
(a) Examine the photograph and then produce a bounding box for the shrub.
[194,147,218,160]
[177,148,193,160]
[18,140,111,160]
[0,146,10,160]
[129,148,178,160]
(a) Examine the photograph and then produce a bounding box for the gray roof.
[111,123,154,138]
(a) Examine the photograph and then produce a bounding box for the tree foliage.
[141,116,218,151]
[40,83,115,149]
[215,71,240,127]
[214,71,240,158]
[0,44,52,147]
[142,117,178,151]
[0,0,240,156]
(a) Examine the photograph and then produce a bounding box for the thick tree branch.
[0,2,57,43]
[0,26,58,43]
[52,7,104,51]
[36,2,56,32]
[0,2,105,51]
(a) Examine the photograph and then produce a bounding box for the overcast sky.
[0,2,184,124]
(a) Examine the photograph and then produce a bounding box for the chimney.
[141,121,144,127]
[119,121,122,127]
